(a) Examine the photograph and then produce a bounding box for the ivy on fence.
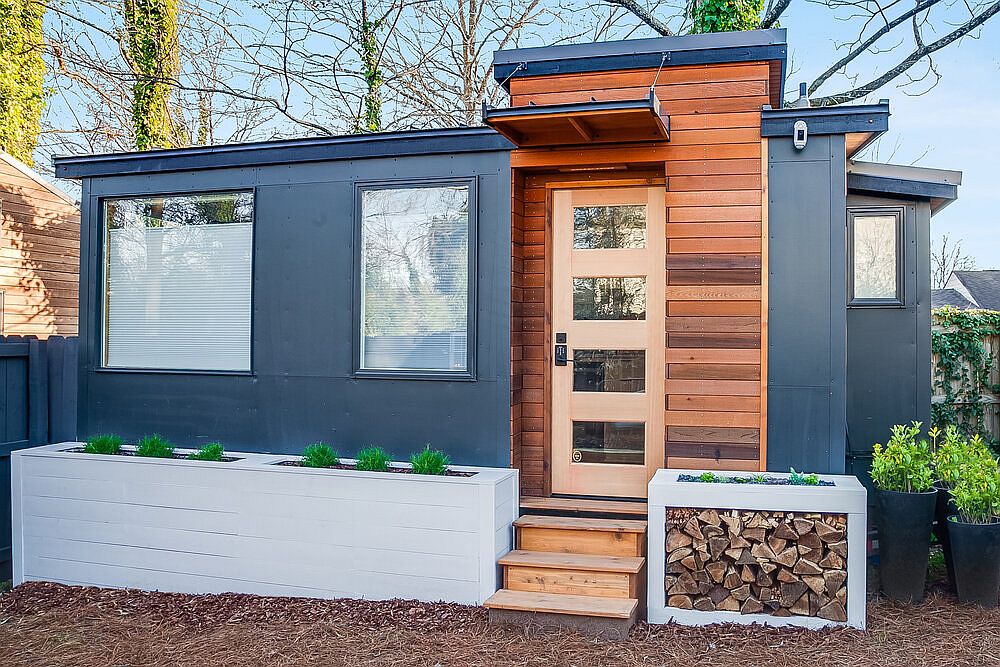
[931,307,1000,447]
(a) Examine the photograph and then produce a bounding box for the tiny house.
[45,28,961,631]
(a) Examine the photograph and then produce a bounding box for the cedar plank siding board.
[0,153,80,337]
[510,62,769,496]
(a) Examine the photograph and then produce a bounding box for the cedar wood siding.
[0,156,80,337]
[510,62,770,497]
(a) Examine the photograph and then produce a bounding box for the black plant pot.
[948,518,1000,608]
[876,488,937,602]
[933,482,958,590]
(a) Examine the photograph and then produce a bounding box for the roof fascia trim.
[54,127,514,179]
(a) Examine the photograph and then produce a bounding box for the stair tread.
[515,514,647,533]
[484,589,638,619]
[520,496,647,516]
[500,549,645,573]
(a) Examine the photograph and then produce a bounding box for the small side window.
[849,208,903,306]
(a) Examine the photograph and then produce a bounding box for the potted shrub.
[948,457,1000,608]
[931,427,993,590]
[870,422,936,602]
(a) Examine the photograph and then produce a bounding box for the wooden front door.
[551,187,666,498]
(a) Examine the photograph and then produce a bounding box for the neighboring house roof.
[931,288,977,310]
[0,150,77,206]
[942,271,1000,311]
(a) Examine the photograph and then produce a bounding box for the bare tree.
[932,233,977,289]
[601,0,1000,106]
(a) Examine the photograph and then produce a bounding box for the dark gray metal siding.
[845,194,932,486]
[766,134,848,473]
[77,150,513,467]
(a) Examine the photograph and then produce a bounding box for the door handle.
[554,344,568,366]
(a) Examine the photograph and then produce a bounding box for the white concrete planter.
[647,469,867,630]
[11,443,518,605]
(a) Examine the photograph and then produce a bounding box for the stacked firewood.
[664,508,849,622]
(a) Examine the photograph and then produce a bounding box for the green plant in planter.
[946,454,1000,608]
[871,422,938,603]
[301,442,340,468]
[135,434,175,458]
[871,422,934,492]
[83,434,123,455]
[188,442,225,461]
[698,472,717,483]
[410,445,450,475]
[789,468,820,486]
[933,426,994,489]
[356,446,390,472]
[950,459,1000,525]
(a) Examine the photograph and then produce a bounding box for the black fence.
[0,336,77,581]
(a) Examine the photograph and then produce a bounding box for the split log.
[668,594,693,609]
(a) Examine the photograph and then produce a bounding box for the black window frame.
[97,188,257,375]
[352,177,478,381]
[848,206,904,308]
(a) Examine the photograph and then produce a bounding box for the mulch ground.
[2,580,998,666]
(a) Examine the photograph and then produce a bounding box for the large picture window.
[103,191,253,371]
[849,208,903,306]
[359,183,472,375]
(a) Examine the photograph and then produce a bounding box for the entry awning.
[482,91,670,147]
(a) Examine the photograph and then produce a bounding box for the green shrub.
[188,442,225,461]
[751,473,766,484]
[135,433,175,458]
[301,442,339,468]
[83,434,123,455]
[870,422,934,493]
[410,446,450,475]
[789,468,820,486]
[356,446,390,472]
[950,456,1000,524]
[933,425,995,488]
[698,472,717,483]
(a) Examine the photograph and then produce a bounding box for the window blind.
[104,193,253,371]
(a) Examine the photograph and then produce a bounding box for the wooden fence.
[0,336,77,581]
[931,328,1000,441]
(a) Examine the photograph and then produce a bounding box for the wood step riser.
[504,565,639,599]
[518,527,646,558]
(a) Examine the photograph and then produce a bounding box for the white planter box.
[648,468,867,630]
[11,443,518,605]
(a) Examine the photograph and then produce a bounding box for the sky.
[780,4,1000,268]
[34,2,999,265]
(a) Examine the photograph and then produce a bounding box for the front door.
[551,187,665,498]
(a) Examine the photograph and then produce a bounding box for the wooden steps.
[485,589,638,618]
[520,495,648,518]
[515,515,647,557]
[486,514,648,639]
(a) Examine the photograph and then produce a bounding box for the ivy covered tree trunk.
[688,0,764,34]
[123,0,180,150]
[354,0,383,134]
[0,0,47,166]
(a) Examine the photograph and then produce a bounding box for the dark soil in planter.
[677,474,834,487]
[275,460,476,477]
[947,517,1000,608]
[65,447,241,463]
[876,488,937,603]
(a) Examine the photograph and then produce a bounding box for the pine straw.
[1,581,998,666]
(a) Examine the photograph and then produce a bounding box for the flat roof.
[54,126,514,179]
[493,29,787,90]
[848,160,962,212]
[761,101,890,136]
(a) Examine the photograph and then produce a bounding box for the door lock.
[554,332,568,366]
[555,344,568,366]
